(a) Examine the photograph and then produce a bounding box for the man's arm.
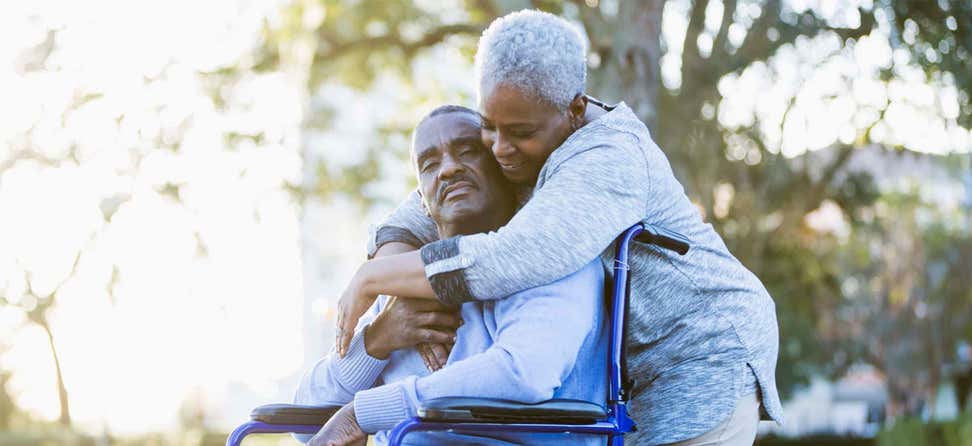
[350,261,604,433]
[297,297,460,405]
[296,298,391,407]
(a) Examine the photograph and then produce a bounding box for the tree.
[827,187,972,416]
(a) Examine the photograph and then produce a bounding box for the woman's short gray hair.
[475,10,588,111]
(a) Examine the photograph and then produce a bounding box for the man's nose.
[438,152,465,179]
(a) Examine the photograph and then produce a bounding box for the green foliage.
[886,0,972,127]
[878,411,972,446]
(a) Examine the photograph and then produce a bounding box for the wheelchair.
[226,222,690,446]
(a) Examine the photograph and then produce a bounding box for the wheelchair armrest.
[417,397,607,424]
[637,223,690,255]
[250,404,341,425]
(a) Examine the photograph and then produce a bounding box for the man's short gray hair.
[475,10,588,111]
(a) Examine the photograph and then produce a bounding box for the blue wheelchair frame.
[227,222,689,446]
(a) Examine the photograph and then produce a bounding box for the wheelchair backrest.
[607,223,690,403]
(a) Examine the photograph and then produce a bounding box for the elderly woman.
[335,10,783,446]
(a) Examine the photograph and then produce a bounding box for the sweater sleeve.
[294,297,390,407]
[353,262,603,432]
[420,135,649,305]
[367,190,439,258]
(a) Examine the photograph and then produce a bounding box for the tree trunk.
[0,372,14,429]
[39,319,70,426]
[586,0,664,130]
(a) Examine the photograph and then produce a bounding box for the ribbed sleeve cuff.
[419,237,475,307]
[368,226,424,259]
[353,381,410,433]
[336,328,388,390]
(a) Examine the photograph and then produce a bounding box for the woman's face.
[480,84,576,185]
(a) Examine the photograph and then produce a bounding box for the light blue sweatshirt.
[295,260,607,445]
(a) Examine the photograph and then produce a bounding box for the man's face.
[413,112,508,231]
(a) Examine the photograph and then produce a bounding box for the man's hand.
[418,342,454,372]
[365,297,460,367]
[308,403,366,446]
[336,252,438,356]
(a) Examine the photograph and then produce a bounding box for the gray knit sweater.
[369,103,783,444]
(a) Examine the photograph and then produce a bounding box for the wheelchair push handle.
[635,223,690,255]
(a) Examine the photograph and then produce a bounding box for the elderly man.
[297,105,607,446]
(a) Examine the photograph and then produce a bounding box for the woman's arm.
[336,252,434,356]
[424,134,649,305]
[367,190,438,258]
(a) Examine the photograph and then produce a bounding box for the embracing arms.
[338,133,648,353]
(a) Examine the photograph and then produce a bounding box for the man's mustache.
[437,176,476,202]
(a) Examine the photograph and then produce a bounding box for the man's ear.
[416,189,433,217]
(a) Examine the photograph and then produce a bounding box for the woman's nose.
[491,131,514,158]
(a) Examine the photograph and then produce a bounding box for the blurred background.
[0,0,970,445]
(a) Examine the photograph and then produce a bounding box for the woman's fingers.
[334,310,344,356]
[336,292,373,357]
[338,329,350,358]
[336,304,353,357]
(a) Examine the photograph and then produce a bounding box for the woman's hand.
[307,403,366,446]
[364,297,460,363]
[335,273,378,357]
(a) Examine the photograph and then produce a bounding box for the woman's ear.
[569,93,587,128]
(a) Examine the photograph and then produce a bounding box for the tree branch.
[729,3,875,73]
[711,0,738,63]
[314,23,485,64]
[570,0,608,51]
[802,143,855,214]
[680,0,710,92]
[472,0,501,18]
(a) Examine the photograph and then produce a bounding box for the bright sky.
[0,0,968,438]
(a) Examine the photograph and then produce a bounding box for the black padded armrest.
[418,397,607,424]
[250,404,341,425]
[636,223,690,255]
